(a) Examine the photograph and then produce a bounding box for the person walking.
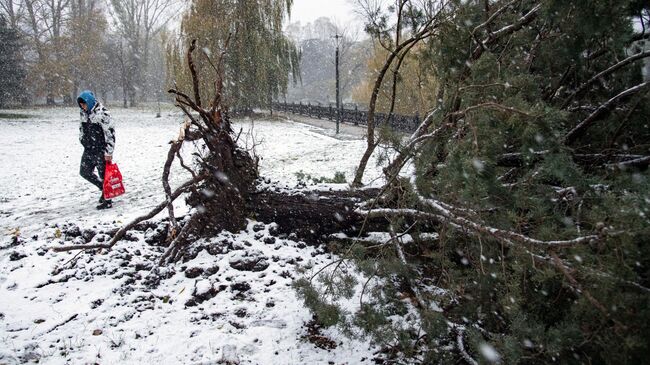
[77,90,116,210]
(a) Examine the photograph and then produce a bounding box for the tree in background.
[66,0,110,104]
[0,0,22,29]
[108,0,179,107]
[352,42,438,116]
[168,0,300,112]
[0,14,25,107]
[351,0,449,187]
[21,0,72,104]
[286,17,369,104]
[0,0,175,106]
[284,17,367,105]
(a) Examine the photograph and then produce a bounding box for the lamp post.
[333,33,342,134]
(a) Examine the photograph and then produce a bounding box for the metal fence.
[272,102,420,133]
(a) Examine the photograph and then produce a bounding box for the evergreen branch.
[565,81,650,145]
[629,32,650,43]
[418,196,601,248]
[586,268,650,294]
[608,92,648,148]
[455,326,479,365]
[452,102,535,118]
[382,107,449,180]
[310,259,345,283]
[489,3,541,39]
[471,0,520,37]
[360,208,650,295]
[550,252,626,329]
[562,50,650,109]
[389,224,425,308]
[364,221,419,249]
[497,151,648,168]
[471,3,541,61]
[606,155,650,169]
[361,174,606,250]
[459,83,511,92]
[358,206,600,248]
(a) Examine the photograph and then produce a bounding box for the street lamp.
[333,33,342,134]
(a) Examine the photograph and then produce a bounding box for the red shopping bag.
[103,162,125,199]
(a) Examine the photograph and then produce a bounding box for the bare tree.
[108,0,180,106]
[0,0,24,28]
[351,0,449,187]
[21,0,71,104]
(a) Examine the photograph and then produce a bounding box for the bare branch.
[162,141,183,234]
[50,174,206,253]
[451,102,535,118]
[188,39,202,108]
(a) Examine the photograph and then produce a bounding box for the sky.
[288,0,364,32]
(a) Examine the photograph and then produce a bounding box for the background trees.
[284,17,368,105]
[0,0,175,106]
[109,0,179,107]
[166,0,300,112]
[0,14,25,107]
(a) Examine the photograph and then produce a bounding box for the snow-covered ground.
[0,106,385,364]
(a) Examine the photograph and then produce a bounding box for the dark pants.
[80,149,105,191]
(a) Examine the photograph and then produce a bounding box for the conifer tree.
[299,1,650,363]
[0,15,25,107]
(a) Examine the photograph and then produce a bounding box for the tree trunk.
[248,188,386,243]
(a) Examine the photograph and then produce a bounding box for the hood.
[77,90,96,113]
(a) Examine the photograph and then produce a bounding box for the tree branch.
[50,174,206,253]
[565,81,650,145]
[562,50,650,109]
[188,39,202,108]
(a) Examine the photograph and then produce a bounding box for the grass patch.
[0,113,33,119]
[295,170,347,184]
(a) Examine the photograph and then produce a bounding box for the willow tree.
[168,0,300,112]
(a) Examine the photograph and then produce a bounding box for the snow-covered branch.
[565,81,650,144]
[471,3,541,60]
[562,50,650,109]
[471,0,521,36]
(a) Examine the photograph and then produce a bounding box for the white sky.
[288,0,364,31]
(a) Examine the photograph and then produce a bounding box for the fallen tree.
[51,0,650,363]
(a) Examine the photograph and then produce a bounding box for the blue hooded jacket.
[77,90,96,113]
[77,91,115,155]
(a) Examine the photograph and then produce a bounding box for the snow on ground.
[0,106,385,364]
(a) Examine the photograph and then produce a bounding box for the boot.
[99,192,105,204]
[96,199,113,210]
